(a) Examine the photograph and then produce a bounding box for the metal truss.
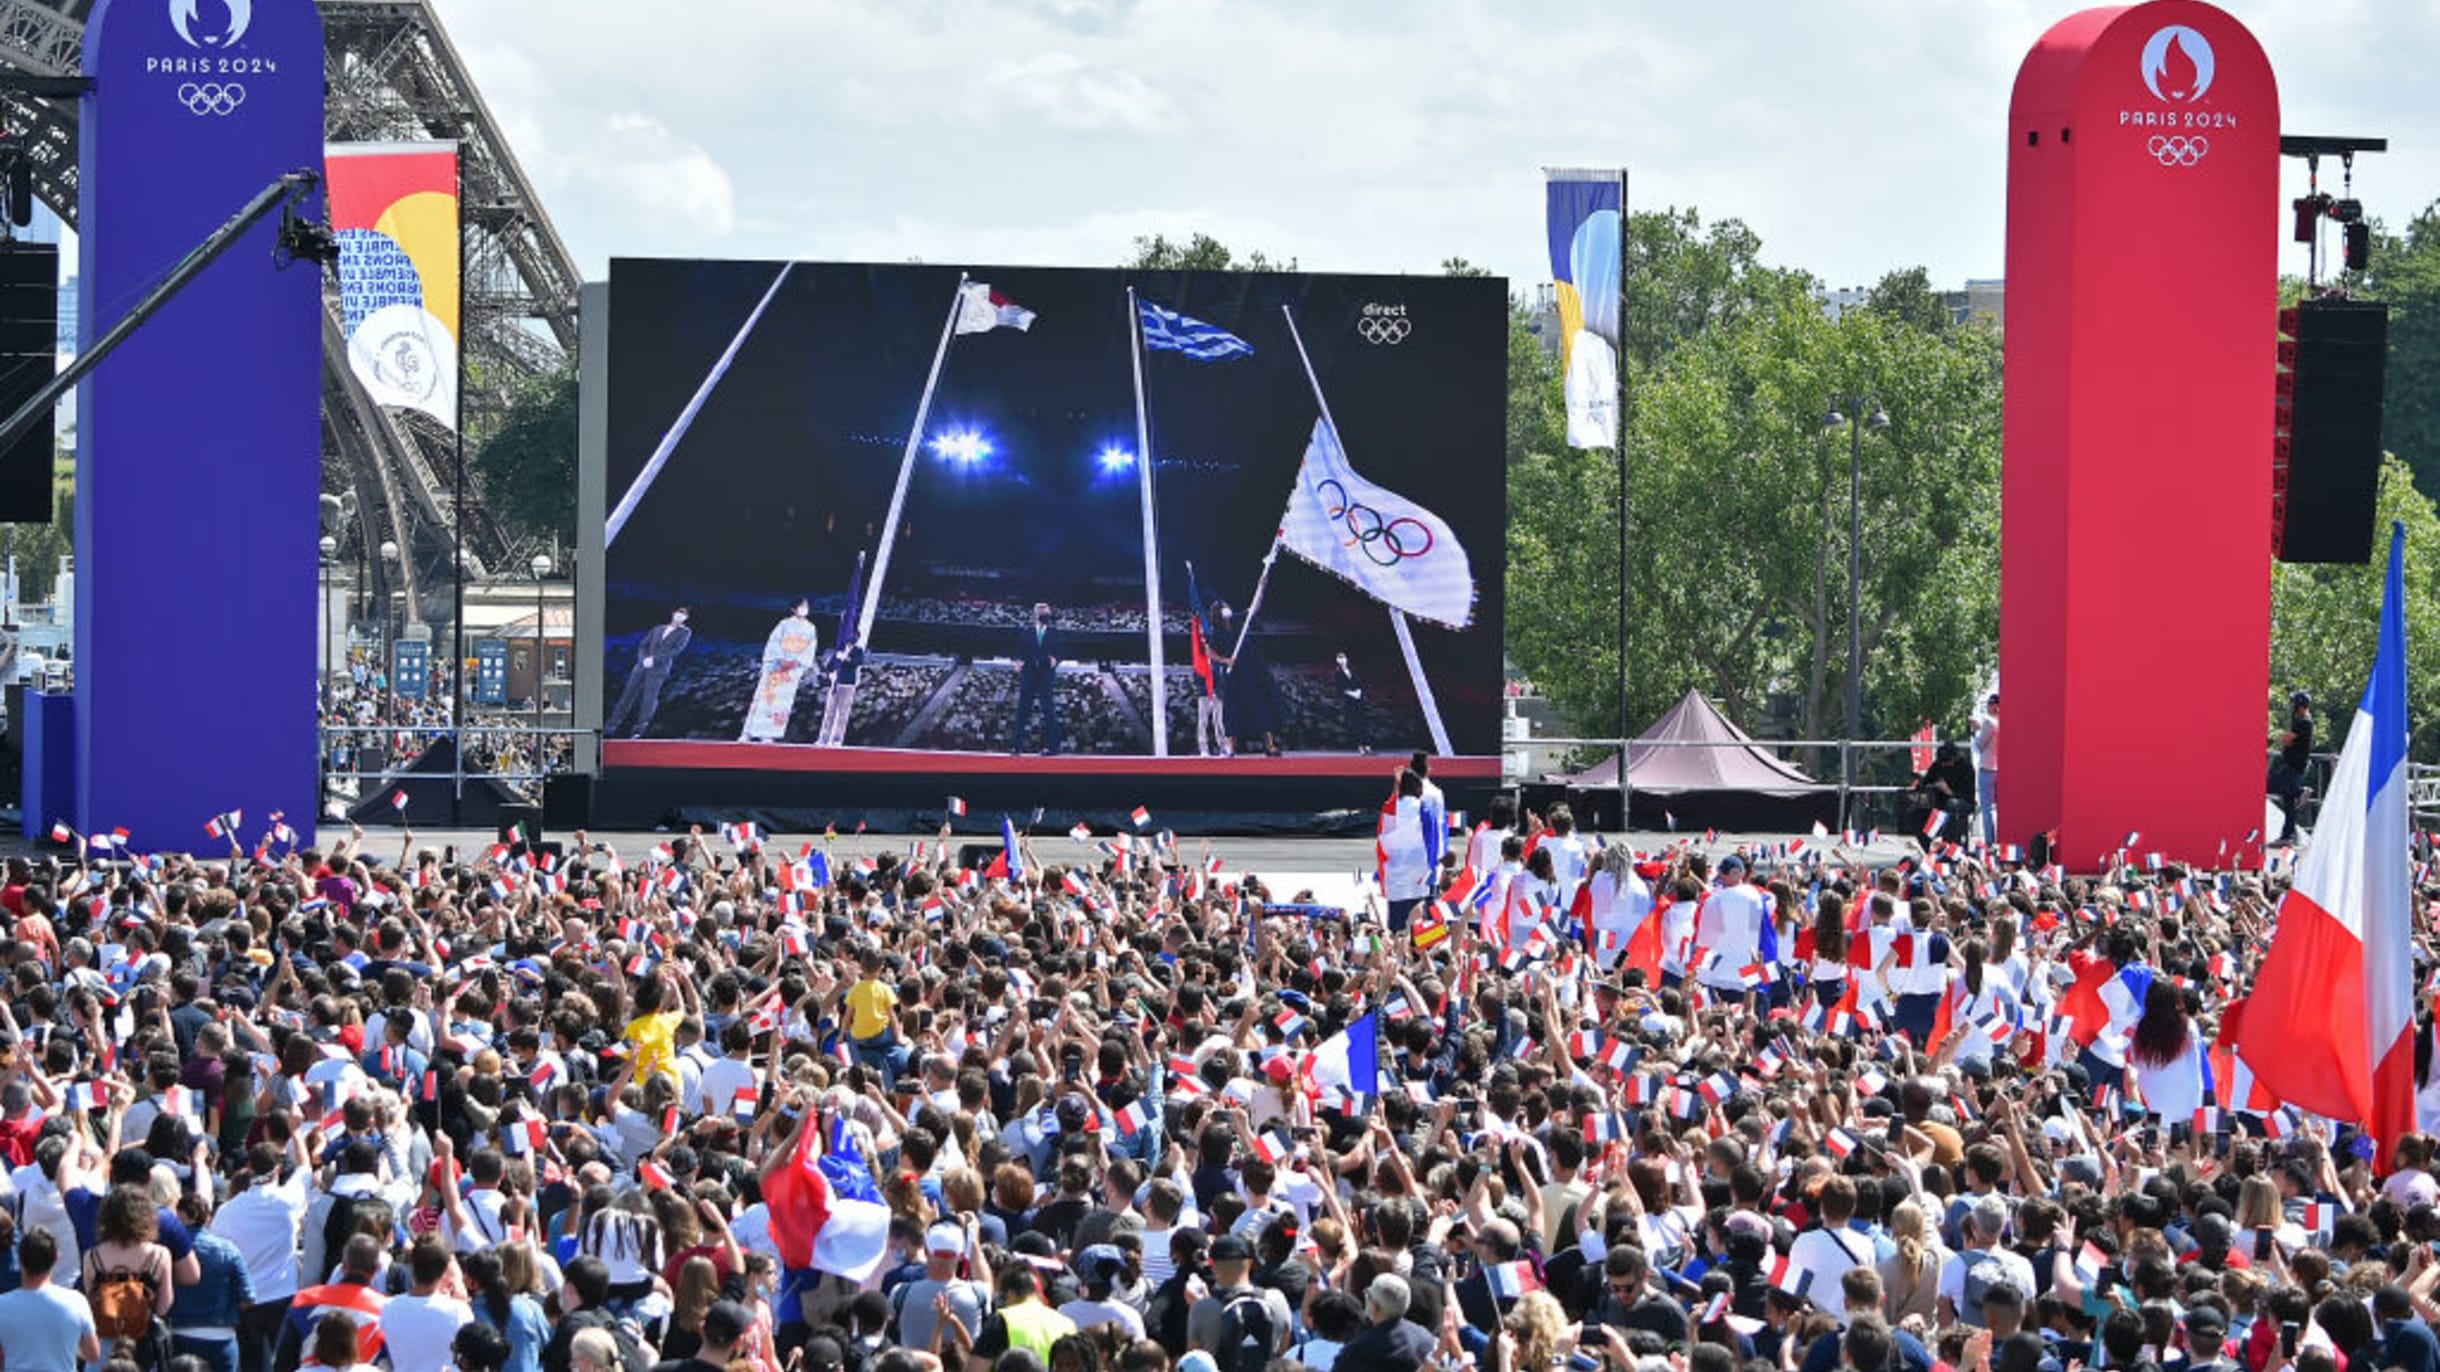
[0,0,584,607]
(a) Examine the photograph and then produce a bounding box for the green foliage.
[473,366,578,544]
[1861,267,1953,333]
[2365,206,2440,500]
[1506,210,2002,753]
[2270,454,2440,759]
[0,446,75,605]
[1123,234,1296,273]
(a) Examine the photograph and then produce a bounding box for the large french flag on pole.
[2237,520,2414,1150]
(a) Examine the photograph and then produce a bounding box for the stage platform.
[590,743,1503,835]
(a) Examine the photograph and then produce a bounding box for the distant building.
[1524,282,1561,355]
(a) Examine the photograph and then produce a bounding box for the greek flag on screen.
[1138,301,1253,360]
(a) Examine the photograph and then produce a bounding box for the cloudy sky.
[433,0,2440,296]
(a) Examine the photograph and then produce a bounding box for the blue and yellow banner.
[1544,169,1623,448]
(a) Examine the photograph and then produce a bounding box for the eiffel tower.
[0,0,580,618]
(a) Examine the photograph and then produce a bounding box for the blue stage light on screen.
[929,430,993,465]
[1096,446,1136,473]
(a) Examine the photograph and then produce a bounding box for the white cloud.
[433,0,2435,292]
[984,52,1176,134]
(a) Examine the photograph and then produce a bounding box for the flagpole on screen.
[858,271,970,648]
[1126,288,1171,757]
[605,261,795,547]
[1278,305,1454,757]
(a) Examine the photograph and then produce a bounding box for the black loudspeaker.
[543,773,593,828]
[0,242,54,524]
[498,805,542,846]
[2276,298,2387,565]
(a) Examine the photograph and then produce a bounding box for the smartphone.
[2141,1125,2160,1152]
[2280,1323,2301,1358]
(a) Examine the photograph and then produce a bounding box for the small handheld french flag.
[947,796,968,817]
[205,809,243,841]
[1130,805,1152,828]
[390,789,410,813]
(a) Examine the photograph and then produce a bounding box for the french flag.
[1308,1012,1379,1107]
[2236,521,2415,1151]
[986,814,1025,882]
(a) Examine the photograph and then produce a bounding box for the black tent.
[1562,690,1837,831]
[344,736,526,828]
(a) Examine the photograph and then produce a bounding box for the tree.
[1123,233,1296,273]
[1861,266,1953,333]
[2270,454,2440,760]
[472,365,577,544]
[2365,206,2440,499]
[1506,210,2004,762]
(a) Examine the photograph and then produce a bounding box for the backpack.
[1215,1289,1278,1372]
[90,1262,158,1342]
[1145,1273,1195,1357]
[1958,1254,2026,1329]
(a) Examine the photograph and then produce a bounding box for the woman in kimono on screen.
[739,598,821,743]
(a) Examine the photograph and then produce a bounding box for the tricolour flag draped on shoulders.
[1277,417,1474,630]
[2235,520,2414,1150]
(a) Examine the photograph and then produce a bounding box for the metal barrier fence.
[321,723,594,807]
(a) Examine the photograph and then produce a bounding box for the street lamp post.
[1822,398,1889,827]
[378,539,400,728]
[531,552,553,777]
[319,535,337,798]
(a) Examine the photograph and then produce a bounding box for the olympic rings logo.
[1357,317,1412,345]
[2147,134,2208,167]
[177,81,247,116]
[1315,477,1435,567]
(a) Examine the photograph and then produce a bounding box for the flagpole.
[858,271,969,648]
[1279,304,1455,757]
[605,260,794,547]
[1226,533,1283,661]
[1126,287,1170,757]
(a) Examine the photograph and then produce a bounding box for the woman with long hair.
[2128,979,2207,1125]
[462,1248,551,1372]
[1878,1199,1948,1324]
[580,1188,665,1308]
[84,1184,175,1363]
[1946,938,2019,1068]
[1504,1292,1568,1372]
[1808,893,1850,1008]
[660,1256,723,1362]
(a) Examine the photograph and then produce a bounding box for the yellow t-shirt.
[624,1010,683,1082]
[845,978,897,1040]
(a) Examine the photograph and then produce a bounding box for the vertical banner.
[2002,1,2277,868]
[77,0,325,848]
[1543,170,1623,449]
[474,639,508,705]
[394,639,431,701]
[327,142,461,427]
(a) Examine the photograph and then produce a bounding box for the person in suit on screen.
[608,606,691,739]
[1009,602,1062,755]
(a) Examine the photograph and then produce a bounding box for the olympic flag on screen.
[328,142,461,428]
[1278,418,1474,630]
[1545,169,1623,450]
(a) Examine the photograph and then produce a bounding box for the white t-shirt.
[1059,1298,1146,1339]
[1788,1224,1872,1324]
[1467,826,1511,879]
[378,1293,473,1372]
[1695,884,1769,988]
[1379,796,1434,902]
[697,1057,760,1123]
[2132,1034,2208,1124]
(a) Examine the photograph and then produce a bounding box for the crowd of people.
[322,657,575,805]
[0,756,2432,1372]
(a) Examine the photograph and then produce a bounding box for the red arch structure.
[2000,2,2280,871]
